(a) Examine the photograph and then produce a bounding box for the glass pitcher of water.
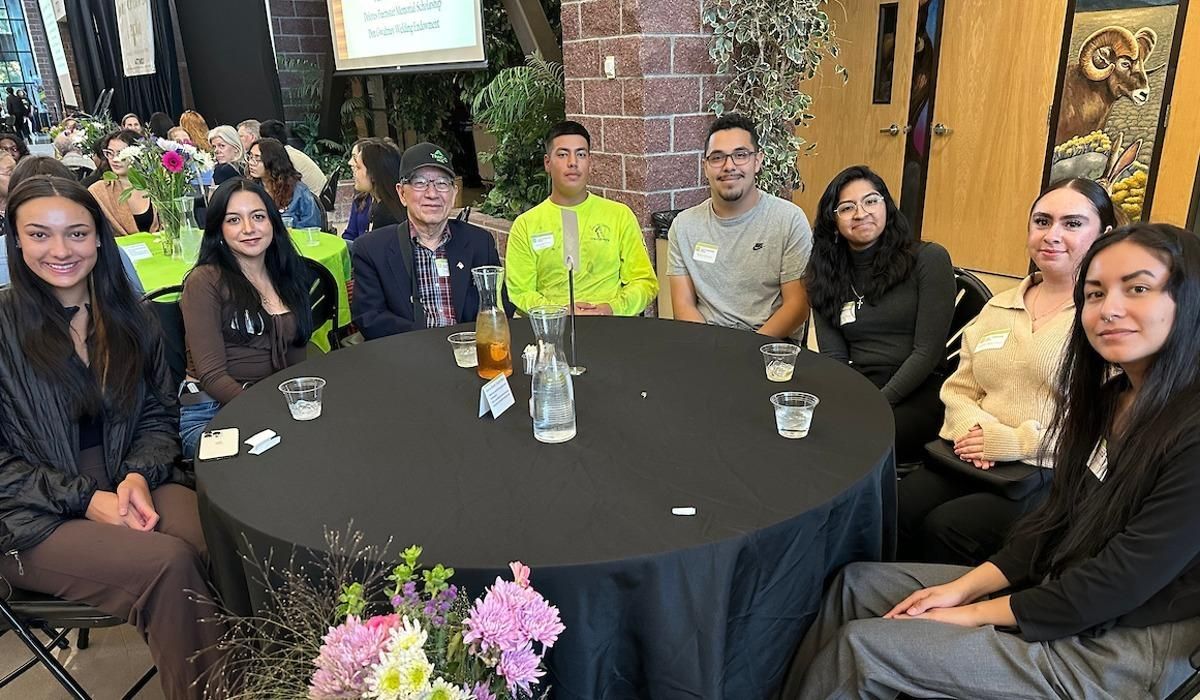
[528,306,576,444]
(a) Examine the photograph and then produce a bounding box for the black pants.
[891,374,944,464]
[896,465,1051,565]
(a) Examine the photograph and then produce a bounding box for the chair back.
[304,258,340,349]
[141,285,187,389]
[319,173,338,212]
[942,267,993,374]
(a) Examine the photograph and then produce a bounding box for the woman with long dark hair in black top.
[807,165,955,462]
[782,223,1200,699]
[0,176,223,699]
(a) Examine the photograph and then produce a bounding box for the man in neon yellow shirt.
[506,121,658,316]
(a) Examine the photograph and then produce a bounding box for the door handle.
[879,124,910,136]
[933,123,952,136]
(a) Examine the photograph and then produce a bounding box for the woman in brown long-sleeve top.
[178,177,313,458]
[0,175,222,700]
[87,129,160,235]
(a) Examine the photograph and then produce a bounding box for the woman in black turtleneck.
[807,165,956,462]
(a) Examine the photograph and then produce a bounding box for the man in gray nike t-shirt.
[667,113,812,338]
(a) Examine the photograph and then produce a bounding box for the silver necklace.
[850,283,865,309]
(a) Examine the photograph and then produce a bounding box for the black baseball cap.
[400,142,455,180]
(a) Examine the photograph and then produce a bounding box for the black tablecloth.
[197,317,896,699]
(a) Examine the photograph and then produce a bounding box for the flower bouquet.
[50,115,116,152]
[309,546,564,700]
[105,138,213,257]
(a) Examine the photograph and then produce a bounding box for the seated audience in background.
[0,175,224,700]
[668,113,812,338]
[808,166,955,462]
[0,152,14,221]
[81,132,111,188]
[147,112,174,139]
[352,142,504,339]
[208,125,246,185]
[121,113,143,134]
[898,178,1119,565]
[247,138,322,229]
[236,119,260,151]
[89,129,160,235]
[0,131,30,161]
[342,137,404,242]
[506,120,657,317]
[54,132,97,179]
[258,119,327,195]
[179,178,313,458]
[167,126,192,145]
[1,156,144,294]
[783,223,1200,700]
[179,110,212,152]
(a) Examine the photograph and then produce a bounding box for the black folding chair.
[305,258,342,350]
[0,587,157,698]
[142,285,187,390]
[942,267,993,375]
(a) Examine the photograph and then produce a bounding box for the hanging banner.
[38,0,77,107]
[114,0,156,77]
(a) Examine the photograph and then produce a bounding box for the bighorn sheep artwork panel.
[1049,1,1182,222]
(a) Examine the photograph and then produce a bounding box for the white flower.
[386,617,428,657]
[116,145,143,162]
[155,138,181,151]
[422,678,470,700]
[193,150,215,170]
[366,649,433,700]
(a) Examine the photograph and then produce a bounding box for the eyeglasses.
[704,149,757,167]
[101,148,121,159]
[834,193,885,220]
[247,154,262,165]
[406,176,454,192]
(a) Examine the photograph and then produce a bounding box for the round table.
[197,317,896,699]
[115,230,352,352]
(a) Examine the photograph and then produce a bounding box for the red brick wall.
[22,0,63,123]
[562,0,725,230]
[267,0,333,123]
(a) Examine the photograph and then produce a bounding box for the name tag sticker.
[839,301,856,326]
[974,330,1010,353]
[693,242,719,264]
[531,233,555,251]
[435,258,451,277]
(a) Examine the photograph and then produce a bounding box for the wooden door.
[1150,0,1200,226]
[922,0,1069,276]
[793,0,919,218]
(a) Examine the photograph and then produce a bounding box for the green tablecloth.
[116,230,352,352]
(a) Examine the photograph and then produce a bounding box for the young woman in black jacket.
[0,176,222,699]
[782,223,1200,699]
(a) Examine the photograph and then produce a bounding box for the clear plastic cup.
[770,392,819,439]
[281,214,295,230]
[448,331,478,368]
[300,227,321,247]
[761,343,801,382]
[278,377,326,420]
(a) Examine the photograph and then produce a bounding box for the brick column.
[23,0,63,123]
[268,0,333,123]
[563,0,726,235]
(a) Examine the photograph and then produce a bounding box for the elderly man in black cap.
[351,142,508,340]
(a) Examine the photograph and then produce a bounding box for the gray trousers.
[779,561,1200,700]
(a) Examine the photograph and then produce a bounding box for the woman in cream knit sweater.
[898,178,1119,565]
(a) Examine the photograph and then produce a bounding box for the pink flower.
[509,561,530,588]
[497,642,544,695]
[470,682,498,700]
[462,589,523,654]
[308,615,393,699]
[161,150,184,173]
[364,613,399,633]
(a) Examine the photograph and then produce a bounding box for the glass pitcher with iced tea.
[471,265,512,379]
